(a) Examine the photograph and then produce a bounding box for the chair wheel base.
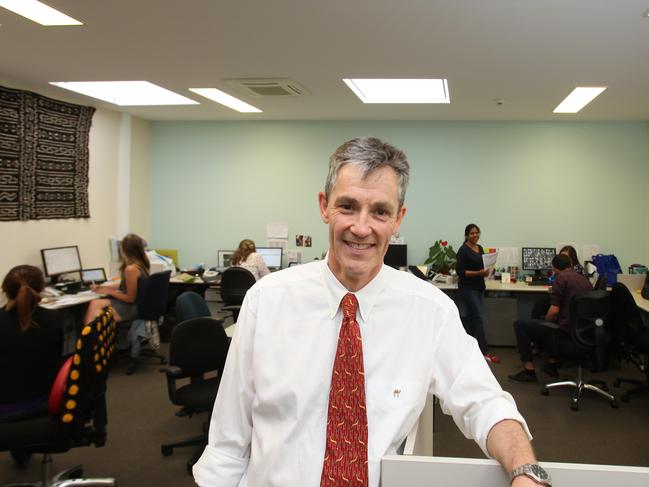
[540,388,549,396]
[161,446,173,456]
[611,399,619,408]
[570,400,579,411]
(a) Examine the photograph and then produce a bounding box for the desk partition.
[382,455,649,487]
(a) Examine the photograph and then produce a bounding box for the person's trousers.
[513,318,566,363]
[457,287,488,354]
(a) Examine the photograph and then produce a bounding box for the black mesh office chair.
[119,270,171,374]
[160,317,229,474]
[609,283,649,402]
[220,267,256,322]
[541,290,618,410]
[176,291,211,323]
[593,274,607,291]
[0,307,116,486]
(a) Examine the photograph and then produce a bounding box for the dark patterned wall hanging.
[0,85,95,221]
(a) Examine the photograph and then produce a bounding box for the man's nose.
[350,211,372,238]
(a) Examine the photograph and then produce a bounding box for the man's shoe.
[508,369,537,383]
[542,363,559,378]
[484,353,501,364]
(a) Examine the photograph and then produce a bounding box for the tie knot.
[341,293,358,320]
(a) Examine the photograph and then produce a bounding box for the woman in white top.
[231,239,270,281]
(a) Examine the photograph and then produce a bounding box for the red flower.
[441,241,448,246]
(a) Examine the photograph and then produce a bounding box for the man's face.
[318,164,406,292]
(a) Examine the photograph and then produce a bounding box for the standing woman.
[456,224,500,363]
[84,233,150,324]
[0,265,62,420]
[231,239,270,281]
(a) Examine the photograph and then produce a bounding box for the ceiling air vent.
[225,78,310,97]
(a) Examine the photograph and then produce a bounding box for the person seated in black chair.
[509,254,592,383]
[0,265,63,421]
[230,239,269,281]
[84,233,150,325]
[0,265,63,467]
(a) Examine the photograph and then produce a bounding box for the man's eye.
[339,204,353,211]
[375,208,389,217]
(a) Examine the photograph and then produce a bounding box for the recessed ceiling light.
[553,86,607,113]
[189,88,262,113]
[342,79,450,104]
[50,81,199,106]
[644,8,649,17]
[0,0,82,26]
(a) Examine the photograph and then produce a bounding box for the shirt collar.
[320,256,388,323]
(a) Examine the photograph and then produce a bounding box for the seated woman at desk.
[0,265,63,421]
[84,233,150,324]
[231,239,270,281]
[559,245,586,277]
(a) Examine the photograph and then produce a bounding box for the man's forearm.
[487,419,536,474]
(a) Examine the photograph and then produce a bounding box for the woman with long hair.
[84,233,150,324]
[231,239,270,281]
[0,265,62,420]
[455,224,500,363]
[559,245,586,276]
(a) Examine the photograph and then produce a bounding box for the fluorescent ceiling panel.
[342,78,450,103]
[50,81,199,106]
[189,88,262,113]
[553,86,607,113]
[0,0,82,26]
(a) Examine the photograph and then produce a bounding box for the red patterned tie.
[320,293,368,486]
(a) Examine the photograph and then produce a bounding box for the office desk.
[42,291,102,354]
[431,280,549,346]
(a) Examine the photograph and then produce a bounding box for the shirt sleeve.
[456,246,467,277]
[255,253,270,279]
[192,290,258,486]
[549,274,565,307]
[428,302,532,456]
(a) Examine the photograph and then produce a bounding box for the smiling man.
[193,138,548,487]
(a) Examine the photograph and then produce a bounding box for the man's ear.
[393,205,407,233]
[318,192,329,223]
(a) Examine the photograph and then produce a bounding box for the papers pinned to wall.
[267,221,288,239]
[495,247,519,268]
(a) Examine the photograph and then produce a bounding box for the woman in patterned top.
[231,239,270,281]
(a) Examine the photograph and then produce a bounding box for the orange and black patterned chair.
[0,306,117,486]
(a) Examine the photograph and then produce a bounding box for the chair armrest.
[159,365,184,405]
[159,365,183,377]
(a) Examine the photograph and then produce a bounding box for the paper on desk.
[482,252,498,270]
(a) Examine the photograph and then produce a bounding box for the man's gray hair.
[324,137,410,208]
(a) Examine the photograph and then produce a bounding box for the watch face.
[530,464,549,480]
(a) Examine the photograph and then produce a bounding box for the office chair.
[219,267,256,323]
[608,283,649,402]
[176,291,211,323]
[120,270,171,374]
[0,307,117,486]
[160,317,229,475]
[541,290,618,410]
[593,274,607,291]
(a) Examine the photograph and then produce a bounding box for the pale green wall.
[149,121,648,270]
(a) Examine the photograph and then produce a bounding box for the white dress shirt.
[235,252,270,281]
[193,260,530,486]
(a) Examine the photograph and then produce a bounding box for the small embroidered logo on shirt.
[393,389,401,398]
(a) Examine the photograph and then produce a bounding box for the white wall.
[0,78,143,288]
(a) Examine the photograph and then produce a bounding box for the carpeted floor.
[2,318,648,485]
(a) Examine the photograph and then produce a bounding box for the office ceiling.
[1,0,648,122]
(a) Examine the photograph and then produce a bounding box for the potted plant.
[425,240,457,278]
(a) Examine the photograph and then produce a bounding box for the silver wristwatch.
[510,464,551,486]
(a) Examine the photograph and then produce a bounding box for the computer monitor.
[81,268,107,284]
[217,250,234,268]
[521,247,556,273]
[257,247,283,270]
[41,245,82,283]
[384,244,407,269]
